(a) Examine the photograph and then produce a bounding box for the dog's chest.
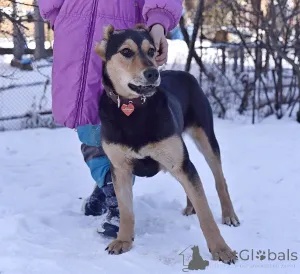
[107,144,160,178]
[118,145,150,159]
[100,94,177,149]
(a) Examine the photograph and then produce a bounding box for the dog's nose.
[143,68,159,83]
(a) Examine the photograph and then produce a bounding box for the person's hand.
[149,24,168,66]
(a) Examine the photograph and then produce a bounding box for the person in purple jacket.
[39,0,183,238]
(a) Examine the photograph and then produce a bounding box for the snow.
[1,36,299,272]
[1,117,300,274]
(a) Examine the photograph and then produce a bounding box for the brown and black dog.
[95,24,240,264]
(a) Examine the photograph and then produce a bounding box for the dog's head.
[95,24,161,99]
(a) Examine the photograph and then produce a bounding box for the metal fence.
[0,55,56,131]
[0,0,56,131]
[1,1,298,131]
[0,41,299,131]
[200,43,299,122]
[167,40,299,123]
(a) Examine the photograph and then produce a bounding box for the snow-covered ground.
[1,117,299,274]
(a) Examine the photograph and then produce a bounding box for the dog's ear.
[134,24,149,32]
[95,40,107,60]
[95,25,115,61]
[103,24,115,40]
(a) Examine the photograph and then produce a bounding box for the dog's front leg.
[102,142,134,255]
[106,165,134,254]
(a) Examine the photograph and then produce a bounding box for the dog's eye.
[148,48,155,58]
[120,48,134,58]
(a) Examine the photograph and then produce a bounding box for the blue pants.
[77,124,135,188]
[77,124,110,188]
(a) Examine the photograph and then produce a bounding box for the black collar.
[103,83,147,108]
[102,65,147,108]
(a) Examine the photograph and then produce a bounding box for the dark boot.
[97,174,120,238]
[82,171,113,216]
[82,185,107,216]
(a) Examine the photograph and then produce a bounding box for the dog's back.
[160,70,216,142]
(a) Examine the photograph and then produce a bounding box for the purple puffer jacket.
[39,0,183,129]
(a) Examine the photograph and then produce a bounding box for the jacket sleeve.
[142,0,183,33]
[38,0,65,27]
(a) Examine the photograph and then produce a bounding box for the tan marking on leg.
[102,142,135,255]
[189,127,240,227]
[183,195,196,216]
[140,135,237,263]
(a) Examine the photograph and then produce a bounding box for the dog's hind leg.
[188,126,240,227]
[141,136,237,264]
[102,142,134,255]
[183,195,196,216]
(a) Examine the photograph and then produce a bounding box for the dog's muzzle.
[128,68,160,96]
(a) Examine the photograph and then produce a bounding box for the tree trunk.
[185,0,205,72]
[184,0,197,11]
[12,1,25,60]
[34,0,47,60]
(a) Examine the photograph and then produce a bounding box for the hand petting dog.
[149,24,168,66]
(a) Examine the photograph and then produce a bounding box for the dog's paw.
[222,212,240,227]
[182,206,196,216]
[211,246,237,264]
[105,239,133,255]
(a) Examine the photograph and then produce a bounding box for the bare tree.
[11,0,26,60]
[1,0,48,65]
[178,0,299,122]
[33,0,46,59]
[226,0,300,120]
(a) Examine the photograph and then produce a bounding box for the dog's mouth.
[128,83,157,95]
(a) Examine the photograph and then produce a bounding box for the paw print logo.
[256,250,266,261]
[232,250,238,260]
